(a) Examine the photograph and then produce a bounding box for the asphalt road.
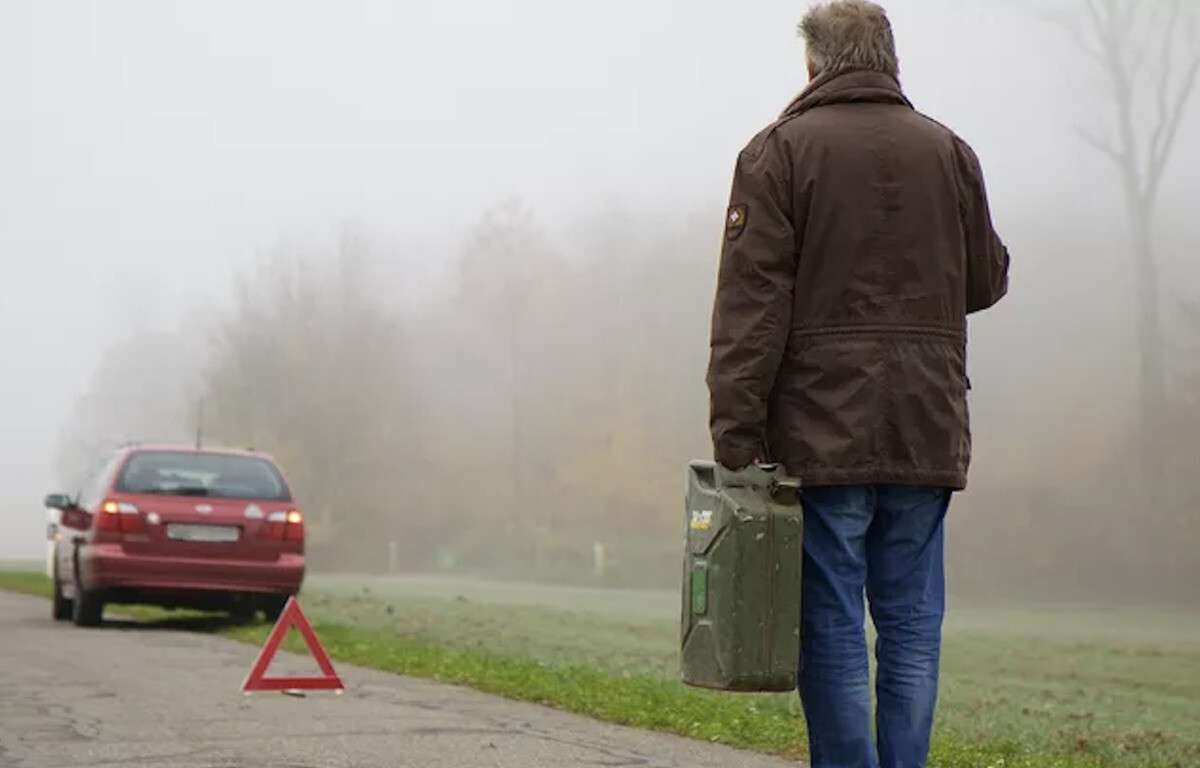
[0,590,796,768]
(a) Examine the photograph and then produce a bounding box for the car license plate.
[166,524,240,543]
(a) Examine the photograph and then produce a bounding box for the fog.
[3,1,1197,602]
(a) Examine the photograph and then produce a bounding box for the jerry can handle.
[715,462,797,491]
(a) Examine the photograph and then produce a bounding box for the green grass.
[3,571,1196,768]
[0,569,54,598]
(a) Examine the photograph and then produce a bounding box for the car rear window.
[115,451,292,501]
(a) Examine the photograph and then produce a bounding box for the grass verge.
[1,571,1193,768]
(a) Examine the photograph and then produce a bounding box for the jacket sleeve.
[954,136,1010,314]
[706,130,797,470]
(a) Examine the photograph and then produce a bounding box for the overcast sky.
[2,0,1196,558]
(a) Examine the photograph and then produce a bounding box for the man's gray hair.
[799,1,899,79]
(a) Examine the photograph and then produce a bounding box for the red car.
[44,445,305,627]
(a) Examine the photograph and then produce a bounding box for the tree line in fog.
[53,193,1199,602]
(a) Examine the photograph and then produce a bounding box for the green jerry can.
[680,460,803,692]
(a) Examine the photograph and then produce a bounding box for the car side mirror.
[44,493,73,511]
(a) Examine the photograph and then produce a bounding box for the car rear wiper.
[170,486,211,497]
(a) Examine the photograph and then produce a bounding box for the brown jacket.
[707,70,1008,489]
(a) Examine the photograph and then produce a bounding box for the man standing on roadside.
[706,2,1009,766]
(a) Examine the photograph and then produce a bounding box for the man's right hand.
[716,462,780,490]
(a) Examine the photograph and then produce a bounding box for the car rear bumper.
[80,543,304,595]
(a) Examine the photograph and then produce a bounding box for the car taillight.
[285,510,304,542]
[99,500,145,534]
[261,510,303,542]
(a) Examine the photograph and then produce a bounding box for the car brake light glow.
[284,510,304,542]
[259,509,303,542]
[99,499,144,534]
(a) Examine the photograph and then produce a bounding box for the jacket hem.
[790,324,966,341]
[785,465,967,491]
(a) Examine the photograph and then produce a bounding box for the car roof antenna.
[195,399,204,449]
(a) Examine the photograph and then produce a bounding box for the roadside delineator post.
[241,597,344,694]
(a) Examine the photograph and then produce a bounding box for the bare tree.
[1058,0,1200,479]
[201,235,422,570]
[457,201,563,562]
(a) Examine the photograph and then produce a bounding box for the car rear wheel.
[229,595,257,624]
[260,594,289,623]
[71,582,104,627]
[51,576,72,621]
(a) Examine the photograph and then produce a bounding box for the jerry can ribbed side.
[680,460,803,692]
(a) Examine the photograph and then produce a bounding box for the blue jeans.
[798,485,950,768]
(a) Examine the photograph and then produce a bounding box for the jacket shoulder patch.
[726,204,748,241]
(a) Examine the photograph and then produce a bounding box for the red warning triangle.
[241,597,344,693]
